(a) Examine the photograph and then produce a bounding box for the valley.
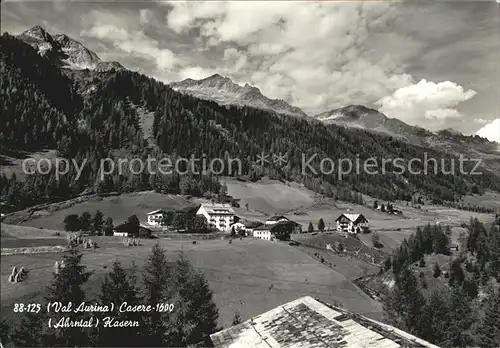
[1,20,499,348]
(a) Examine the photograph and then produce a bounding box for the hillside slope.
[1,29,500,213]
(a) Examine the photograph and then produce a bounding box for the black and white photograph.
[0,0,499,347]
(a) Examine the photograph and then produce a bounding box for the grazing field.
[461,191,500,210]
[3,178,497,260]
[1,235,382,328]
[292,232,388,266]
[2,178,497,333]
[296,245,381,279]
[1,238,66,249]
[8,192,195,230]
[1,224,66,239]
[223,178,315,215]
[1,224,67,249]
[0,149,57,180]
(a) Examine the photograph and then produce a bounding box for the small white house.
[236,221,264,236]
[253,226,273,241]
[146,210,168,226]
[113,231,129,237]
[336,214,369,234]
[265,215,289,225]
[196,203,235,232]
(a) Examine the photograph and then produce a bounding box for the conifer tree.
[0,319,10,345]
[166,252,219,346]
[419,289,450,344]
[440,286,474,347]
[103,217,114,236]
[449,259,465,286]
[92,210,104,235]
[80,211,92,232]
[142,243,171,346]
[127,214,140,227]
[318,218,325,232]
[384,257,392,271]
[63,214,80,232]
[10,310,49,347]
[383,268,426,335]
[476,289,500,347]
[97,261,144,347]
[307,222,314,233]
[45,247,93,347]
[432,227,448,254]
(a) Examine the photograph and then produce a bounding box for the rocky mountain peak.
[17,25,124,72]
[21,25,52,41]
[201,74,235,87]
[170,74,308,118]
[53,33,71,44]
[315,104,431,143]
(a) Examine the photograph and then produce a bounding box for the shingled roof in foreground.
[210,296,439,348]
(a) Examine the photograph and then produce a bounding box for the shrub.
[419,258,426,267]
[421,277,428,289]
[372,233,383,248]
[465,260,474,272]
[433,263,441,278]
[384,257,392,271]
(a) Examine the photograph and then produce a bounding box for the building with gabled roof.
[146,209,169,226]
[336,213,369,234]
[253,220,302,241]
[265,215,290,225]
[209,296,439,348]
[113,222,151,238]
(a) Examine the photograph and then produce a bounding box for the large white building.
[196,203,235,232]
[336,213,369,234]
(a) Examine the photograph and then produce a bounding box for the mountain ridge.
[170,73,309,118]
[315,104,500,174]
[17,25,124,72]
[315,104,432,144]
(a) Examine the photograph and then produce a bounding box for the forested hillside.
[381,217,500,347]
[1,32,499,210]
[0,34,81,151]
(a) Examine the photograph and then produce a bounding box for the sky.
[1,0,499,137]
